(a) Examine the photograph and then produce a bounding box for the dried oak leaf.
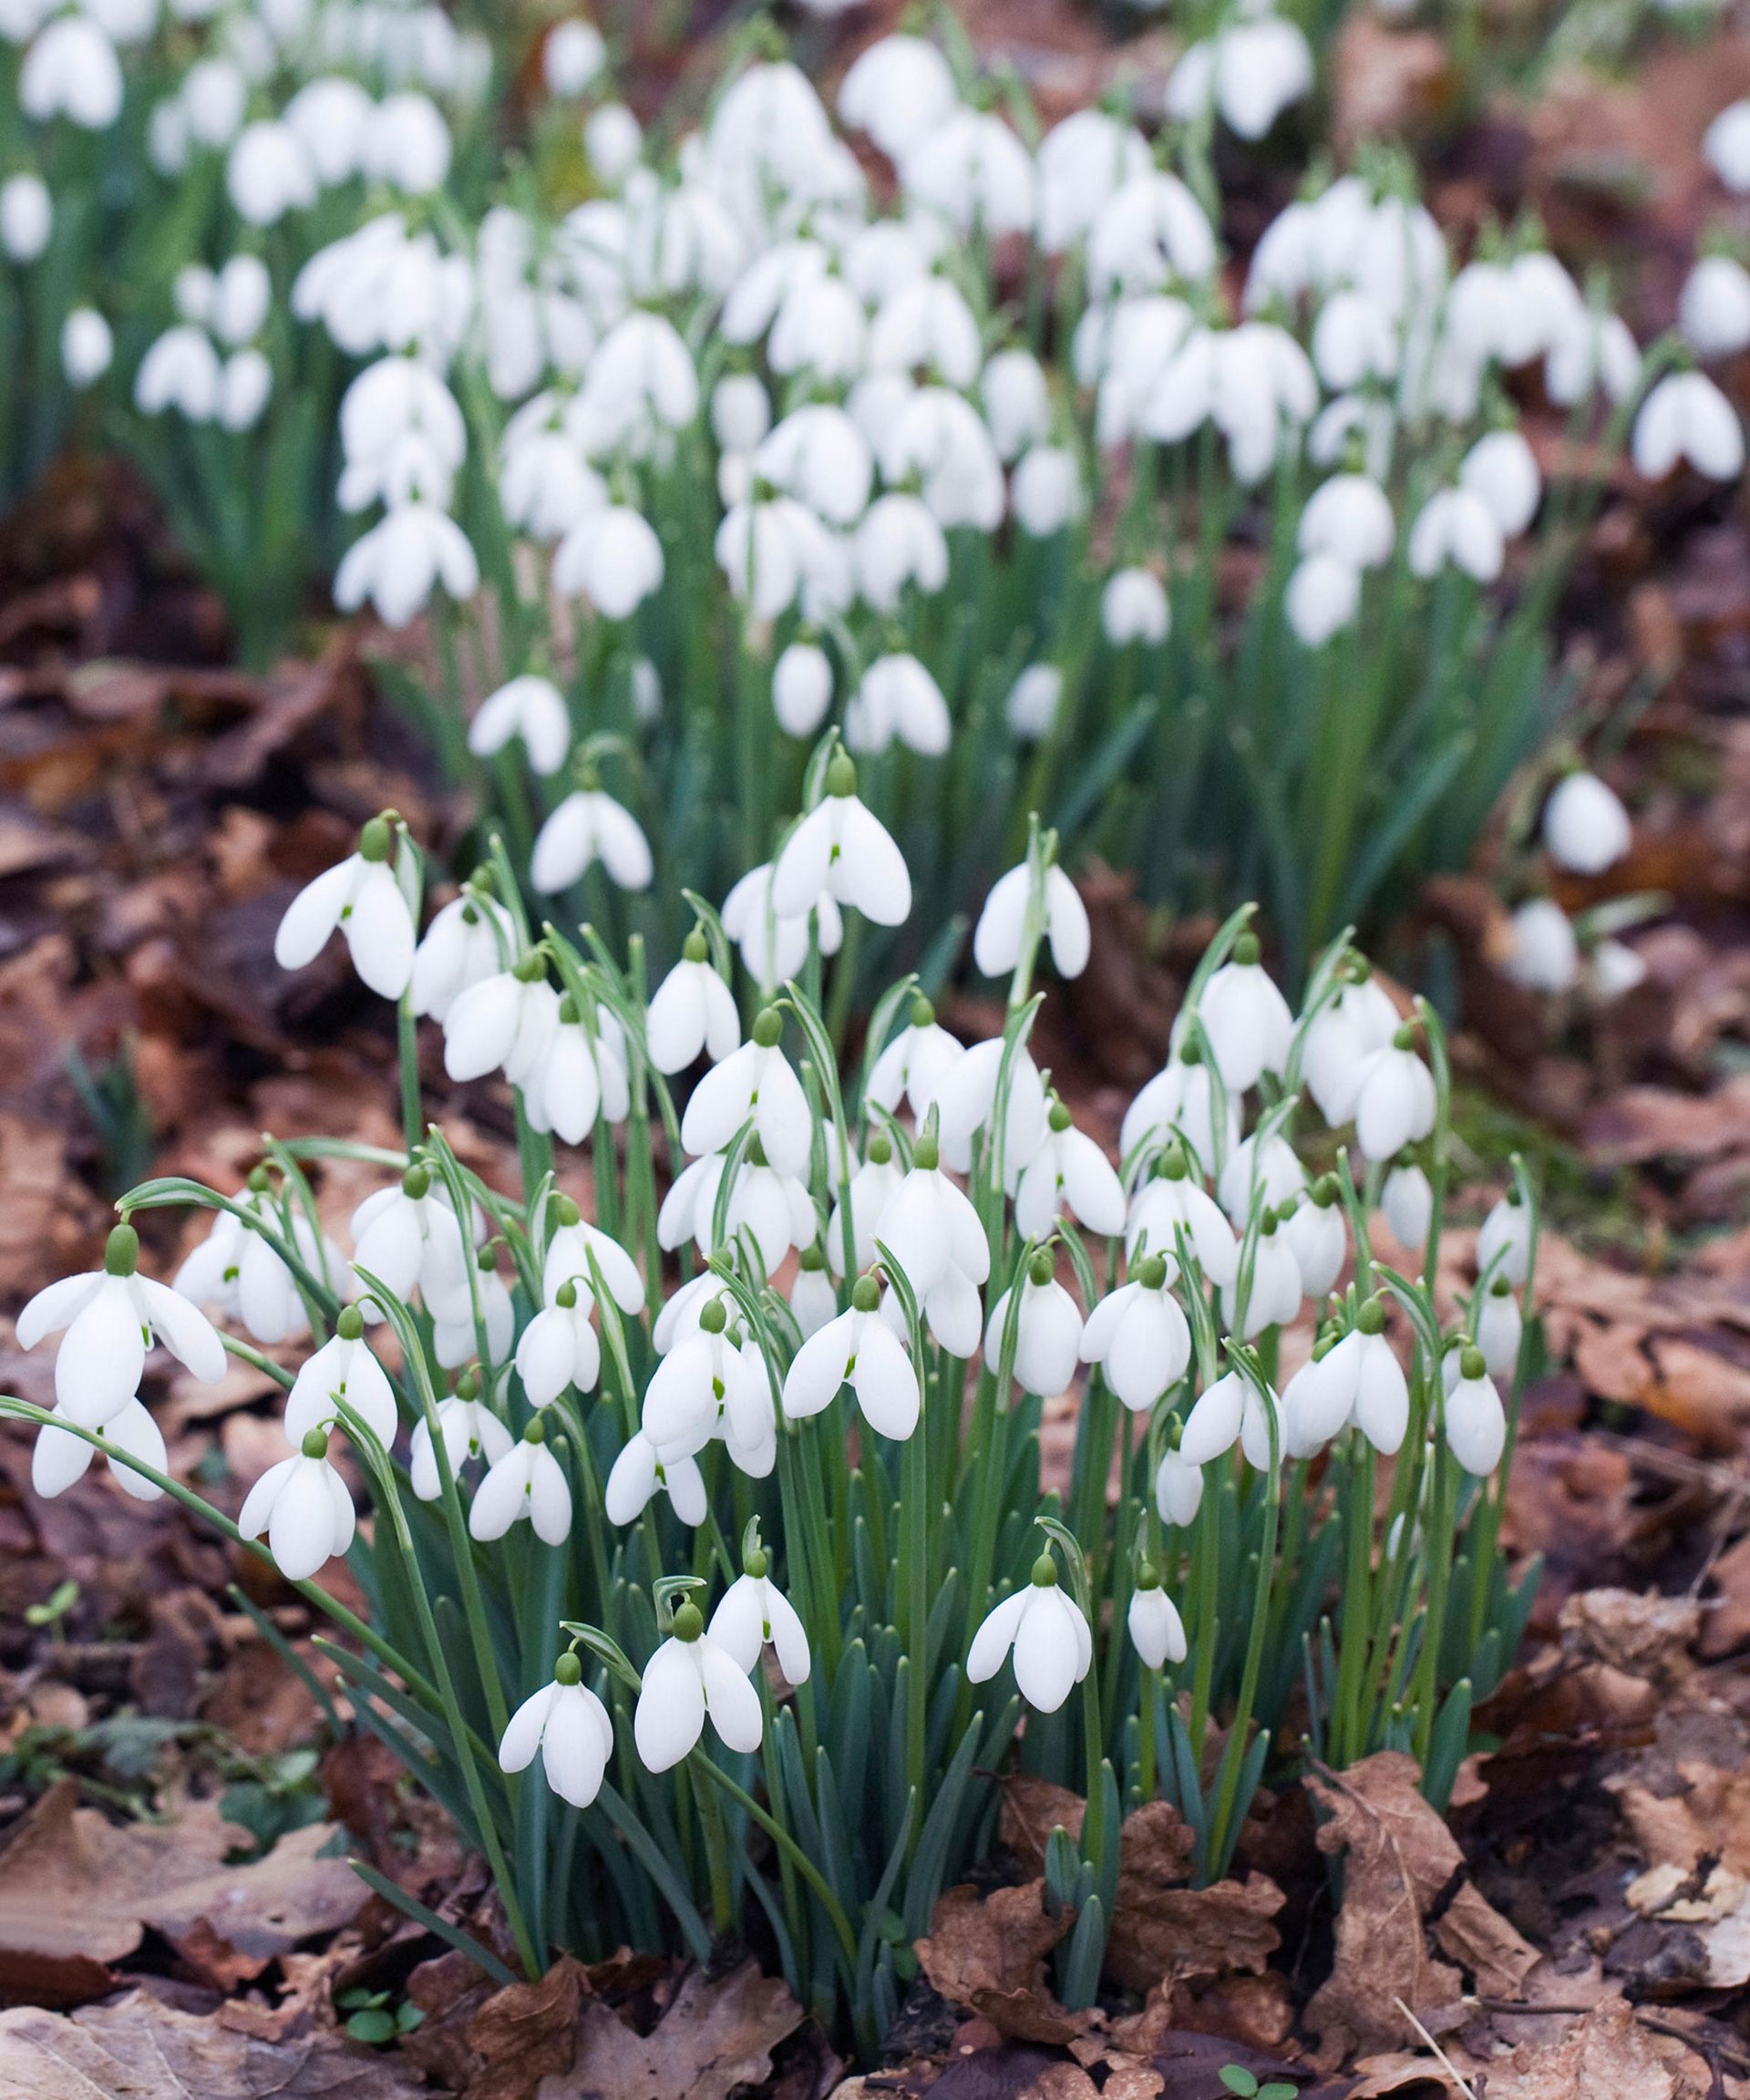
[533,1959,800,2100]
[1701,1530,1750,1657]
[1303,1755,1538,2064]
[1480,1994,1687,2099]
[464,1955,587,2100]
[0,1989,427,2099]
[916,1881,1081,2045]
[0,1781,365,2003]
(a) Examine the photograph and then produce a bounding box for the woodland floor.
[4,5,1750,2098]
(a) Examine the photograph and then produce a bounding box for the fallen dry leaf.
[1479,1993,1683,2099]
[465,1956,586,2100]
[1303,1754,1538,2064]
[916,1881,1080,2045]
[0,1782,365,2003]
[0,1989,427,2098]
[533,1960,800,2100]
[1701,1529,1750,1657]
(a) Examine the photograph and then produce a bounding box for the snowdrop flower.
[823,1138,902,1278]
[1476,1277,1522,1384]
[985,1252,1085,1396]
[1381,1163,1433,1254]
[468,674,571,777]
[1311,291,1398,391]
[1088,173,1218,296]
[854,495,949,612]
[544,16,604,97]
[772,753,911,928]
[1127,1565,1188,1669]
[1197,932,1293,1094]
[880,386,1005,530]
[1461,429,1542,538]
[219,349,273,433]
[1179,1364,1281,1470]
[715,497,849,622]
[1155,1446,1204,1526]
[20,1224,226,1428]
[0,173,51,262]
[934,1036,1048,1179]
[605,1432,705,1526]
[1102,567,1170,646]
[499,1653,612,1807]
[838,35,958,162]
[1282,1178,1346,1299]
[1477,1188,1532,1289]
[1126,1146,1240,1287]
[1222,1211,1302,1339]
[540,1198,644,1317]
[32,1397,165,1503]
[646,932,739,1074]
[1300,475,1395,571]
[870,278,981,388]
[974,858,1090,982]
[1281,1342,1350,1459]
[767,272,866,382]
[784,1276,921,1440]
[773,643,833,738]
[711,1547,810,1686]
[681,1008,812,1178]
[1327,1306,1410,1455]
[1122,1058,1240,1182]
[1503,898,1580,993]
[284,76,373,185]
[352,1168,481,1316]
[1080,1255,1191,1412]
[968,1550,1090,1712]
[1409,489,1504,583]
[1166,13,1313,141]
[1545,307,1641,408]
[515,1279,601,1407]
[712,371,771,454]
[982,348,1053,460]
[587,104,643,183]
[870,993,966,1114]
[1632,371,1745,482]
[19,16,123,128]
[469,1419,572,1544]
[1015,1100,1125,1240]
[366,93,452,195]
[846,654,950,757]
[228,120,317,223]
[1006,664,1063,741]
[1446,1346,1507,1476]
[722,860,841,987]
[524,996,631,1143]
[902,108,1035,239]
[282,1306,397,1446]
[634,1597,761,1770]
[553,506,664,619]
[1543,770,1631,875]
[274,817,416,1000]
[174,1185,346,1347]
[1681,255,1750,360]
[407,1384,510,1497]
[873,1130,991,1357]
[59,307,111,387]
[1352,1029,1436,1163]
[1013,447,1083,537]
[182,57,247,149]
[1036,109,1151,253]
[1218,1131,1306,1228]
[530,780,653,894]
[1302,968,1400,1126]
[240,1430,355,1582]
[335,505,479,628]
[1704,98,1750,193]
[136,326,221,421]
[641,1297,774,1460]
[411,890,515,1023]
[1286,554,1361,646]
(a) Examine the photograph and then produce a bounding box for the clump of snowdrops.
[4,755,1543,2051]
[5,7,1747,973]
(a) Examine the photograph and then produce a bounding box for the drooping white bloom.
[1122,1060,1240,1181]
[1681,255,1750,360]
[771,754,911,928]
[784,1277,921,1439]
[1477,1189,1532,1288]
[1704,98,1750,193]
[1087,172,1218,296]
[984,1255,1085,1396]
[1446,1348,1507,1476]
[838,35,958,162]
[1380,1163,1434,1254]
[516,1279,602,1406]
[1503,898,1580,993]
[543,17,605,97]
[604,1431,705,1526]
[1218,1131,1307,1230]
[646,932,739,1074]
[334,506,479,628]
[0,172,52,262]
[933,1035,1048,1179]
[1126,1150,1240,1287]
[1324,1312,1411,1456]
[1079,1255,1191,1412]
[854,494,949,612]
[874,1141,991,1358]
[1221,1215,1302,1339]
[826,1141,905,1278]
[1013,446,1083,537]
[1461,429,1542,538]
[1102,566,1170,645]
[365,93,453,196]
[1285,553,1362,646]
[981,347,1053,459]
[867,1001,964,1126]
[1299,475,1395,570]
[173,1186,347,1347]
[1035,109,1151,254]
[586,104,643,183]
[1632,371,1745,482]
[283,1316,396,1451]
[530,785,653,893]
[966,1555,1091,1712]
[1302,971,1400,1126]
[273,818,417,999]
[634,1599,762,1770]
[19,16,124,129]
[498,1655,612,1807]
[642,1300,774,1460]
[1591,938,1647,1003]
[1127,1571,1188,1669]
[715,496,849,621]
[135,326,221,421]
[1155,1446,1205,1526]
[469,1421,572,1544]
[1545,307,1641,408]
[845,654,950,757]
[552,505,665,619]
[756,405,872,527]
[680,1007,812,1177]
[879,386,1005,530]
[1477,1278,1522,1383]
[1179,1364,1282,1471]
[411,891,516,1024]
[902,107,1035,239]
[1005,664,1064,741]
[228,119,318,223]
[1352,1035,1436,1163]
[722,860,841,988]
[772,642,834,738]
[1165,14,1313,141]
[1408,489,1505,583]
[239,1431,355,1582]
[408,1390,512,1498]
[468,674,571,777]
[711,1554,810,1685]
[524,996,631,1142]
[869,277,982,388]
[974,860,1090,982]
[20,1224,226,1428]
[1014,1102,1126,1239]
[540,1200,644,1317]
[1198,933,1293,1094]
[1543,769,1631,876]
[32,1396,166,1503]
